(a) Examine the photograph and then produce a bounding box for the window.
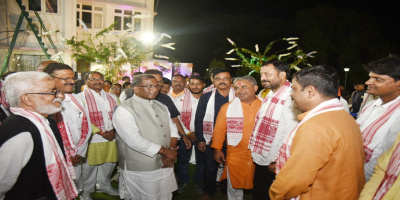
[134,12,141,32]
[76,4,103,29]
[28,0,58,14]
[114,9,133,31]
[9,54,48,72]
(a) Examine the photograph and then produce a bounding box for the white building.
[0,0,155,72]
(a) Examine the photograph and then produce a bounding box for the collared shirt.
[357,95,400,180]
[169,90,185,99]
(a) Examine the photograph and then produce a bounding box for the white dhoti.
[119,167,177,200]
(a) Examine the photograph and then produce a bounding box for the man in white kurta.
[356,57,400,181]
[78,72,119,199]
[113,74,179,200]
[43,63,93,195]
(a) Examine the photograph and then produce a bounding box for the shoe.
[197,194,211,200]
[79,192,93,200]
[97,186,119,196]
[176,182,188,193]
[194,183,204,194]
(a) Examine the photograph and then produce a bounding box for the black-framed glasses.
[137,85,162,90]
[26,90,61,98]
[51,76,77,82]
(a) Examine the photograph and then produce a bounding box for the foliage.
[204,59,227,79]
[62,22,174,83]
[225,37,316,74]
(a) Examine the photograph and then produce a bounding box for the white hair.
[3,72,51,107]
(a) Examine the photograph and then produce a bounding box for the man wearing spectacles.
[195,68,235,200]
[43,63,93,199]
[0,72,78,200]
[77,71,119,199]
[113,74,180,199]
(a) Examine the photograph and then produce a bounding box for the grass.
[83,164,253,200]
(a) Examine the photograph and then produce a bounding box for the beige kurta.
[270,110,365,200]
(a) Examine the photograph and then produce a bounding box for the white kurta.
[61,94,92,157]
[77,89,117,143]
[113,103,179,199]
[356,95,400,181]
[251,90,301,166]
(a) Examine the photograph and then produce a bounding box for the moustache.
[65,83,75,86]
[53,98,62,103]
[219,83,227,86]
[262,80,269,83]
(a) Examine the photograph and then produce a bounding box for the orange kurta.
[211,98,262,189]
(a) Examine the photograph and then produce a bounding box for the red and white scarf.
[373,140,400,200]
[84,88,117,132]
[226,97,244,146]
[53,93,90,161]
[0,80,10,111]
[275,99,343,200]
[180,89,192,131]
[248,81,291,156]
[11,107,78,200]
[357,98,400,163]
[203,87,235,145]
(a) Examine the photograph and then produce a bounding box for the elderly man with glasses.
[0,71,78,200]
[113,74,180,199]
[43,63,93,199]
[77,71,119,199]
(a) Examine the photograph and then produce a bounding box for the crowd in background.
[1,56,400,200]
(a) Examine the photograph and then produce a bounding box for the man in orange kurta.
[211,76,262,200]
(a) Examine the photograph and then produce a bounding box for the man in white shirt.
[43,63,93,197]
[356,57,400,181]
[113,74,179,199]
[0,72,77,200]
[248,60,301,200]
[170,75,206,194]
[78,72,119,199]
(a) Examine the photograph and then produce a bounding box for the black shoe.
[194,183,204,194]
[177,182,188,193]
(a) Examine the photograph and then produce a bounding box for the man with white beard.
[0,72,77,200]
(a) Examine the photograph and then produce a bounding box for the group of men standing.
[1,55,400,200]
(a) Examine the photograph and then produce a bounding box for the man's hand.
[159,146,179,160]
[187,132,197,141]
[70,155,82,165]
[268,162,277,172]
[213,150,225,164]
[182,135,192,150]
[197,142,206,152]
[161,156,175,168]
[102,129,116,141]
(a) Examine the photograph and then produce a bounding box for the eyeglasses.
[87,78,105,82]
[214,77,231,82]
[137,85,162,90]
[51,76,77,82]
[26,90,61,98]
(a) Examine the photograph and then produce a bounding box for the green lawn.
[83,164,253,200]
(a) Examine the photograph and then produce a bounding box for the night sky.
[153,0,400,78]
